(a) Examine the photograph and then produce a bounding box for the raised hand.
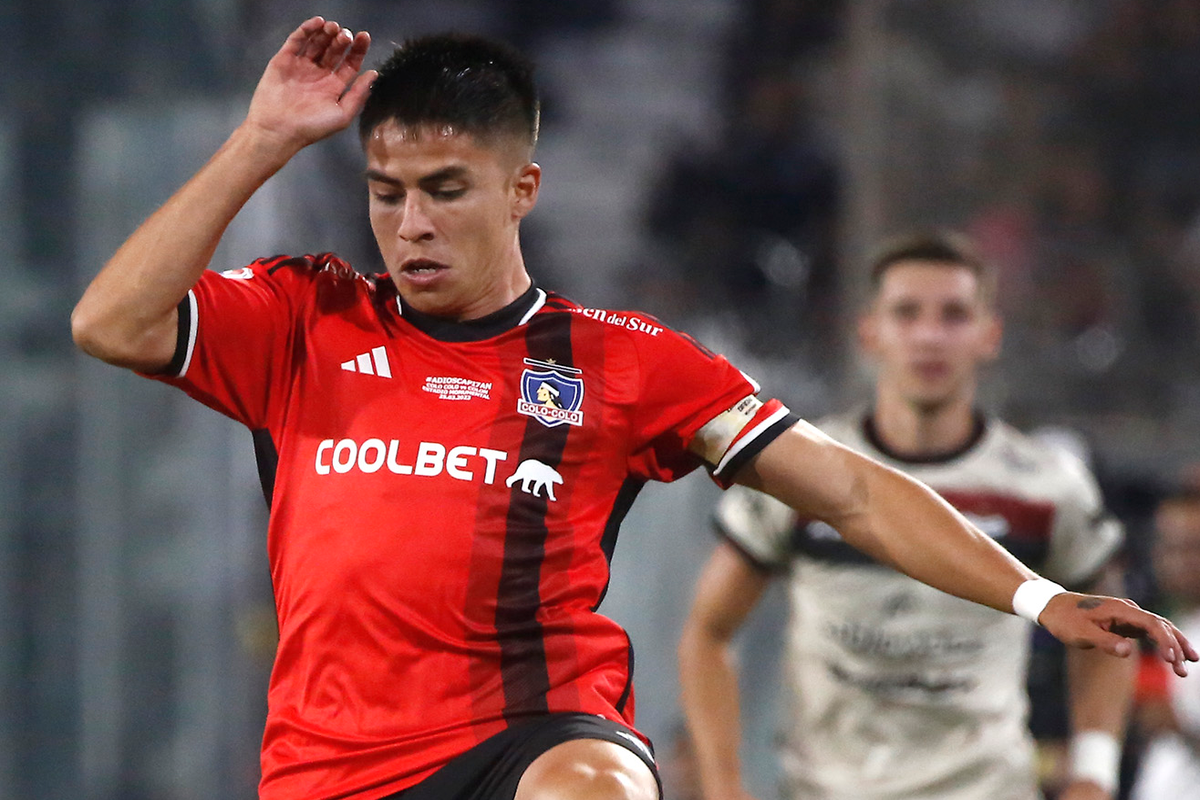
[1040,592,1198,677]
[244,17,376,154]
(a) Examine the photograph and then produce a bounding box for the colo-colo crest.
[517,358,584,428]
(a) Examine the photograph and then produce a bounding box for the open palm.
[245,17,375,152]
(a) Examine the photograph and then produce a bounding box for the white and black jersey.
[716,411,1123,800]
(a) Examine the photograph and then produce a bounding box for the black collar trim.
[396,284,545,342]
[861,411,988,465]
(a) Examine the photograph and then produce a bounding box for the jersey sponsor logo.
[574,307,664,337]
[517,358,584,427]
[341,346,392,378]
[219,267,254,280]
[825,621,985,659]
[505,459,564,501]
[314,437,508,483]
[422,375,492,401]
[827,661,977,697]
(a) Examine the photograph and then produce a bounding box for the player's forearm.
[678,625,749,800]
[72,124,297,369]
[1064,647,1134,795]
[1067,645,1135,739]
[746,429,1036,614]
[1066,568,1136,735]
[838,460,1038,612]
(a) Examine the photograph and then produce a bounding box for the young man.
[71,20,1193,800]
[678,232,1141,800]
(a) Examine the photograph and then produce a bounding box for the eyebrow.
[363,166,471,187]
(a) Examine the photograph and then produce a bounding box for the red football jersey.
[152,253,795,800]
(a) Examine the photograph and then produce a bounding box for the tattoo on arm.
[1077,597,1104,610]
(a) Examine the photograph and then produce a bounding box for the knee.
[516,739,658,800]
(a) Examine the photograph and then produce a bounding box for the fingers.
[282,16,327,56]
[1103,601,1192,677]
[1093,630,1134,659]
[1167,621,1199,676]
[299,20,342,62]
[341,69,379,118]
[318,26,354,70]
[292,20,368,84]
[336,31,373,83]
[1050,594,1197,677]
[1180,627,1200,662]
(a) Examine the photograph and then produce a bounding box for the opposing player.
[679,232,1142,800]
[71,19,1193,800]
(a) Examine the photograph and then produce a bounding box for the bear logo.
[505,459,564,501]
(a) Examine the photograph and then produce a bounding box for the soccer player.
[71,19,1193,800]
[678,231,1142,800]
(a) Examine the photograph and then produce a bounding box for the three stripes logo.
[341,346,392,379]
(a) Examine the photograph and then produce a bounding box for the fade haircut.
[868,230,996,305]
[359,33,540,155]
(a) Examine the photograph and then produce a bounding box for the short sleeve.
[625,319,795,484]
[146,254,323,429]
[713,484,796,571]
[1041,452,1125,587]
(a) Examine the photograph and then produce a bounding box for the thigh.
[516,737,659,800]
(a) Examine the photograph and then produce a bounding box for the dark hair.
[359,33,540,153]
[868,230,995,303]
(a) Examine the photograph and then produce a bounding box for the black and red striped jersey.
[150,253,795,800]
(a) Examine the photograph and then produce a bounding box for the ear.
[512,162,541,220]
[979,312,1003,362]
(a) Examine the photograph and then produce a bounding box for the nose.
[910,315,947,346]
[397,194,435,242]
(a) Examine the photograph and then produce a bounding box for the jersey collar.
[861,410,989,465]
[395,284,546,342]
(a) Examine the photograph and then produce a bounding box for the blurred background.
[5,0,1200,797]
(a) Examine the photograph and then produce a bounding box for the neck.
[871,384,979,459]
[463,237,532,320]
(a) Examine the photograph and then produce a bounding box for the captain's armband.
[693,395,764,467]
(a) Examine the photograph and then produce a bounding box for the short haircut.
[359,33,540,154]
[867,230,996,304]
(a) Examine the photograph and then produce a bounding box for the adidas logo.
[341,346,392,378]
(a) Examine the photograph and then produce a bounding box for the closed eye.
[429,187,467,200]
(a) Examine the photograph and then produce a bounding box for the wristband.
[1011,578,1066,624]
[1069,730,1120,794]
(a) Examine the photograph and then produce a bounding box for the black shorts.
[385,713,661,800]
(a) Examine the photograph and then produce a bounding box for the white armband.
[693,395,763,467]
[1069,730,1120,794]
[1011,578,1066,624]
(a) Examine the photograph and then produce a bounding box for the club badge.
[517,358,584,428]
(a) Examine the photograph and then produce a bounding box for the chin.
[400,288,452,316]
[906,391,956,414]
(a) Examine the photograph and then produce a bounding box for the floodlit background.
[5,0,1200,798]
